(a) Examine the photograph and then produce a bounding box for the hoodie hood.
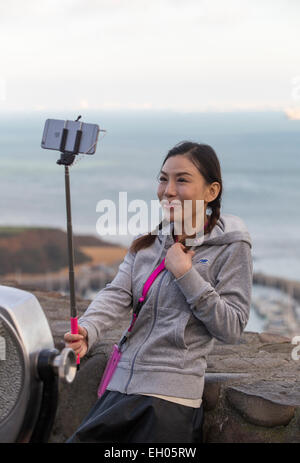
[158,213,252,249]
[202,213,252,247]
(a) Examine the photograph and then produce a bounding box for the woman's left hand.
[164,243,195,279]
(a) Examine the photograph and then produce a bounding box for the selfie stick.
[56,116,83,369]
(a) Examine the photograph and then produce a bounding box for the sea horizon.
[0,109,299,284]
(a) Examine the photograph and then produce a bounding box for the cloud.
[0,0,299,112]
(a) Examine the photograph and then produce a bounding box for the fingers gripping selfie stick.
[56,116,83,369]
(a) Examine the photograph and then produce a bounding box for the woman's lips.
[161,199,182,209]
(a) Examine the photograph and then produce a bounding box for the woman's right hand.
[64,325,88,358]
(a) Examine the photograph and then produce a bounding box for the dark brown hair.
[129,141,223,253]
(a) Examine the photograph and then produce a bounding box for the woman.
[64,141,253,443]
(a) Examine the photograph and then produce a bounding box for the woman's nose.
[164,180,177,197]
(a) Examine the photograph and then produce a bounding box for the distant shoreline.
[1,225,300,297]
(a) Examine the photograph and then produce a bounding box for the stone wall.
[6,283,299,443]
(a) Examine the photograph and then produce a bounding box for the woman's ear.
[205,182,221,203]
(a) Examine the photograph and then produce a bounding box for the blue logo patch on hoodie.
[199,258,209,263]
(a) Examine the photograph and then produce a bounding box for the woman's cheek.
[157,185,164,201]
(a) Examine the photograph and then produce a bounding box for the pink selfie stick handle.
[70,316,80,366]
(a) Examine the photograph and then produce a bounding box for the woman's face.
[157,154,220,234]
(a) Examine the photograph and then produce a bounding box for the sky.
[0,0,300,113]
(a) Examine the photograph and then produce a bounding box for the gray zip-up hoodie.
[78,213,253,400]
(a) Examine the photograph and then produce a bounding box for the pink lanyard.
[118,222,208,348]
[139,258,166,304]
[136,220,209,310]
[118,238,176,348]
[137,233,180,306]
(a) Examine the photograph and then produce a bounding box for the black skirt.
[66,390,204,444]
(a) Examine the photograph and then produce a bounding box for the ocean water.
[0,109,300,285]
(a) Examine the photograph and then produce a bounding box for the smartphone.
[41,119,100,154]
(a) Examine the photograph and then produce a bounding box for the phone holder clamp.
[56,116,83,166]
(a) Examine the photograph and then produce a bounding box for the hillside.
[0,226,121,275]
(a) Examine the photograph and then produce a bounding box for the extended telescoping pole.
[64,165,80,368]
[57,116,83,369]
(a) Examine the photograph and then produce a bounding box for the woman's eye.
[158,176,187,183]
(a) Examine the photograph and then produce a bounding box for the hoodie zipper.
[124,269,168,394]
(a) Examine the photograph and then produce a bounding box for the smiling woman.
[130,141,223,252]
[64,140,253,444]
